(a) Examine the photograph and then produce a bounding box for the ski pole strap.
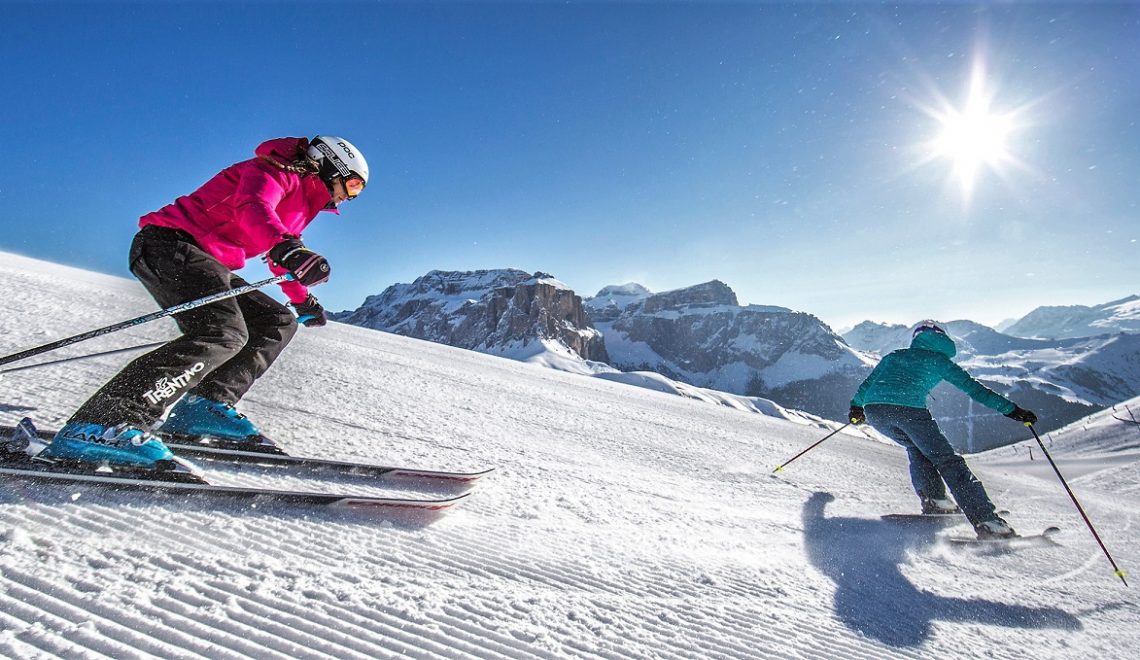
[0,274,291,369]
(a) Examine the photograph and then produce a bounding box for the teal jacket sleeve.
[939,359,1016,414]
[851,363,881,408]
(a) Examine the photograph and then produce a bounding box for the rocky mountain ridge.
[587,280,871,421]
[331,269,608,363]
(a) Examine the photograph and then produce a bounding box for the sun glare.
[924,60,1024,201]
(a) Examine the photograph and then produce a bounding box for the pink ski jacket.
[139,137,336,303]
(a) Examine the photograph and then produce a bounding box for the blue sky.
[1,1,1137,331]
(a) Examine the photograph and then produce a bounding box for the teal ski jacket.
[850,330,1016,414]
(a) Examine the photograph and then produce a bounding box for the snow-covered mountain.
[589,280,874,421]
[843,320,913,357]
[332,269,609,364]
[2,251,1137,658]
[583,282,652,322]
[1003,294,1140,339]
[843,320,1140,451]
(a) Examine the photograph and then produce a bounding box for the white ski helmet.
[308,136,369,194]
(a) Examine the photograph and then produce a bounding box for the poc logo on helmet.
[337,141,355,159]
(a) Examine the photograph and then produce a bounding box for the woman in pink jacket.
[42,136,369,474]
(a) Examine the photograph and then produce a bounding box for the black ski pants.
[70,226,298,427]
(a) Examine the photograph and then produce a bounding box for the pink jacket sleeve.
[233,166,292,255]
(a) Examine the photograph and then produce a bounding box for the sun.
[934,96,1013,187]
[923,60,1024,201]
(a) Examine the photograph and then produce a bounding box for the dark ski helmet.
[308,136,369,198]
[912,320,947,338]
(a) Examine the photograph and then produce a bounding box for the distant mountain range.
[1001,295,1140,339]
[334,272,1139,452]
[334,273,871,421]
[583,280,873,421]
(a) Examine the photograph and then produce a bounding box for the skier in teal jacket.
[849,321,1038,539]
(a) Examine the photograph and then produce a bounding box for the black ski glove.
[268,236,330,287]
[292,294,327,327]
[849,405,866,425]
[1005,406,1038,426]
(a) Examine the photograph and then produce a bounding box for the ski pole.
[774,423,850,473]
[0,275,290,369]
[1,341,167,375]
[1027,424,1128,586]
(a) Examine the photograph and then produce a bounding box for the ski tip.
[335,491,470,512]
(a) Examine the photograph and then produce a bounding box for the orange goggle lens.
[344,176,365,199]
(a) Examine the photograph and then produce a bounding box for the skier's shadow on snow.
[802,492,1080,647]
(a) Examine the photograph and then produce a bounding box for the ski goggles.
[912,321,947,338]
[344,176,365,199]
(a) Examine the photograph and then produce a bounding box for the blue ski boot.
[40,421,202,479]
[158,395,280,452]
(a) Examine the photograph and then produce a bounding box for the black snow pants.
[69,225,298,427]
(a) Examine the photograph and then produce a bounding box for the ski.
[165,442,493,486]
[881,509,1009,522]
[1,423,493,487]
[946,527,1061,547]
[882,513,965,522]
[0,450,468,513]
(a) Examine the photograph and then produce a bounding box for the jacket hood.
[255,137,309,163]
[910,329,957,357]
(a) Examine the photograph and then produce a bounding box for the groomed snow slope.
[1,252,1137,659]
